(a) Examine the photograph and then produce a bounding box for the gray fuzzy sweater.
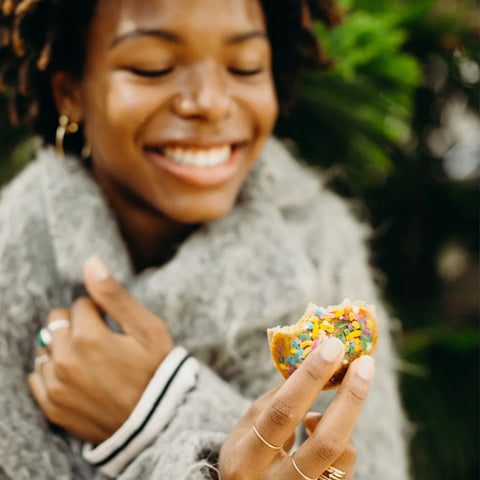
[0,137,410,479]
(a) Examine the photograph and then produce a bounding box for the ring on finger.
[36,328,52,350]
[252,424,283,450]
[48,319,70,333]
[320,466,347,480]
[34,353,49,372]
[291,454,316,480]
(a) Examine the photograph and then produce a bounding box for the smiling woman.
[0,1,410,479]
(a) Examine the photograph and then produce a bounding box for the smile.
[158,145,232,167]
[144,143,245,187]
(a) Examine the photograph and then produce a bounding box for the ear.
[50,71,83,123]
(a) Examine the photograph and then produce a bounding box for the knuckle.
[46,381,67,405]
[269,399,295,427]
[98,279,123,300]
[345,386,368,404]
[53,357,76,382]
[301,362,322,383]
[72,329,101,351]
[312,437,344,464]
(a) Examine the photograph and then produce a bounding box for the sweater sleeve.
[82,347,199,477]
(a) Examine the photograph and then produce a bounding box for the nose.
[173,62,232,122]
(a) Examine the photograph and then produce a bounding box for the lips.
[144,142,245,187]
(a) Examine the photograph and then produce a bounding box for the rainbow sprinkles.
[267,300,378,389]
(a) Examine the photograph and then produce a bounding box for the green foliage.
[277,1,424,192]
[0,94,35,185]
[277,1,479,479]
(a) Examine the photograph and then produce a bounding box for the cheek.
[246,78,278,136]
[105,79,146,132]
[84,74,156,141]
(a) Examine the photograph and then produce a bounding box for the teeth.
[162,145,232,167]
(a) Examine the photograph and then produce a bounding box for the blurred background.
[0,0,478,478]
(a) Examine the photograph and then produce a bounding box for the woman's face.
[71,0,278,223]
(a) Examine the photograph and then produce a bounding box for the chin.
[166,199,235,224]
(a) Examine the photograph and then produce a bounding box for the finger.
[28,371,62,425]
[326,439,356,480]
[292,355,375,479]
[45,309,72,356]
[304,412,323,436]
[28,371,108,443]
[33,352,50,373]
[70,296,112,351]
[83,255,165,341]
[304,414,356,478]
[251,337,345,466]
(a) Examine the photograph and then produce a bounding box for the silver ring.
[34,354,49,372]
[48,319,70,333]
[291,454,317,480]
[320,466,347,480]
[252,424,283,450]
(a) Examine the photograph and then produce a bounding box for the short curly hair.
[0,0,343,153]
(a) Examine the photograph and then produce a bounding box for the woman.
[0,0,410,478]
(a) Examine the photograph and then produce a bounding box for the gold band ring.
[291,454,317,480]
[252,424,283,450]
[320,465,347,480]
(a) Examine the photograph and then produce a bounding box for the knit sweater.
[0,137,410,479]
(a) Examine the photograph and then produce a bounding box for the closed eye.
[229,67,263,76]
[130,67,174,77]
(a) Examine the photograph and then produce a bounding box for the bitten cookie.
[267,300,378,389]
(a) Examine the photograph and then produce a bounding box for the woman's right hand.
[218,337,375,480]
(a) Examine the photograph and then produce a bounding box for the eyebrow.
[111,29,183,48]
[225,31,268,44]
[111,29,267,49]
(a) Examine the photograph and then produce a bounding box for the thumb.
[83,255,162,340]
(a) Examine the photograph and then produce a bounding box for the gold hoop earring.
[55,114,78,160]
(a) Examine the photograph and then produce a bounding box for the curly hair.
[0,0,343,153]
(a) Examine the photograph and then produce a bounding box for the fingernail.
[86,255,110,281]
[321,337,344,362]
[356,355,375,380]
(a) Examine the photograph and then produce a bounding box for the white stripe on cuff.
[82,346,198,477]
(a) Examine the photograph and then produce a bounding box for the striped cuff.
[82,346,198,477]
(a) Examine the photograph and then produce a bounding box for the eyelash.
[130,67,173,77]
[129,66,263,78]
[229,67,263,76]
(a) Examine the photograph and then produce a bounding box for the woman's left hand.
[28,256,174,444]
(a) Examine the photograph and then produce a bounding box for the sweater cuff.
[82,346,198,477]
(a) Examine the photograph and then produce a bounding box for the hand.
[28,255,174,444]
[219,337,375,479]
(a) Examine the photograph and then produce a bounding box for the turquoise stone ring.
[36,328,52,349]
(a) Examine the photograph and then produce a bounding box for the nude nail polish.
[321,337,344,362]
[86,255,110,281]
[356,355,375,380]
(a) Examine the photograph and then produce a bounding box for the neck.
[93,170,196,272]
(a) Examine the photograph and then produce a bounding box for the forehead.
[93,0,266,40]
